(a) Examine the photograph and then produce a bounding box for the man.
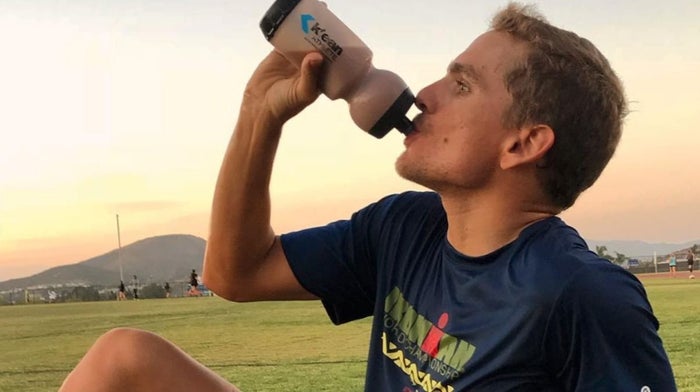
[59,4,675,391]
[188,269,202,296]
[131,274,139,300]
[688,249,695,279]
[669,253,677,277]
[117,280,127,301]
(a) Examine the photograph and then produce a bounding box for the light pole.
[116,214,124,282]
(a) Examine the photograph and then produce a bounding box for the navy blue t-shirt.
[281,192,675,391]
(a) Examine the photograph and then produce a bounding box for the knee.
[97,327,148,344]
[61,328,156,390]
[92,328,157,366]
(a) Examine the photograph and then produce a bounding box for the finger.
[296,52,324,103]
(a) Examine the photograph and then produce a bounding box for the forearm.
[202,50,323,300]
[203,107,283,299]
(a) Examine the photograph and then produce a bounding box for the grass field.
[0,276,698,391]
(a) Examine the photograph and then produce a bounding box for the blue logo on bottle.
[301,14,316,33]
[299,13,343,60]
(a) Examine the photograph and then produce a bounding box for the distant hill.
[0,234,206,291]
[2,234,697,291]
[585,238,700,257]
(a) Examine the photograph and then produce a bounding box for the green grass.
[0,277,698,391]
[640,278,700,391]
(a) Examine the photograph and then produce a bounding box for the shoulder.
[351,191,443,226]
[520,217,612,272]
[516,217,644,302]
[531,220,653,325]
[341,191,446,255]
[281,191,444,251]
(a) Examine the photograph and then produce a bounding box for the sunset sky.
[1,0,699,281]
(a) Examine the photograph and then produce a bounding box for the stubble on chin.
[395,152,431,188]
[394,151,412,180]
[395,150,463,193]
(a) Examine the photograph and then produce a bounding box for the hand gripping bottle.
[260,0,414,138]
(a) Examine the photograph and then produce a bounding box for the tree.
[613,252,627,265]
[691,244,699,254]
[596,245,614,262]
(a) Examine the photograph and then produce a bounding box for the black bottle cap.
[260,0,303,41]
[369,88,415,138]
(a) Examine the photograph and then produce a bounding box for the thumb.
[296,52,324,104]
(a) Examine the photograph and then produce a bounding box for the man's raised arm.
[203,51,324,302]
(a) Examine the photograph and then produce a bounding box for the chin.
[394,152,413,179]
[395,158,433,188]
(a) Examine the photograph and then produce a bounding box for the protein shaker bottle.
[260,0,414,138]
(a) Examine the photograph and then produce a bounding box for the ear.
[500,124,554,170]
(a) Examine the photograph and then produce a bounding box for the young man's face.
[395,31,528,194]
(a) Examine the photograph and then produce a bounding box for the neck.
[439,190,558,257]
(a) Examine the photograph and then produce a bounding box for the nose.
[414,81,438,114]
[415,93,428,112]
[416,94,428,112]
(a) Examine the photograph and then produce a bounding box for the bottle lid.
[369,88,415,138]
[260,0,303,41]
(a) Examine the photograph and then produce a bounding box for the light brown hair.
[491,3,628,210]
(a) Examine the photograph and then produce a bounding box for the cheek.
[429,135,473,172]
[441,128,498,168]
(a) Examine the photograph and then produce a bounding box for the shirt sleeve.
[280,196,394,325]
[545,263,677,391]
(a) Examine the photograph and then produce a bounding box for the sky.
[1,0,699,281]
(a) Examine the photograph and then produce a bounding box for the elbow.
[202,234,279,302]
[202,250,249,303]
[202,271,250,303]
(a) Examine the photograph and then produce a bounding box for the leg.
[59,328,240,392]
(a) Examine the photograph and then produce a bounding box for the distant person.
[688,250,695,279]
[669,254,677,277]
[164,282,171,298]
[131,275,139,300]
[188,269,201,297]
[117,281,127,301]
